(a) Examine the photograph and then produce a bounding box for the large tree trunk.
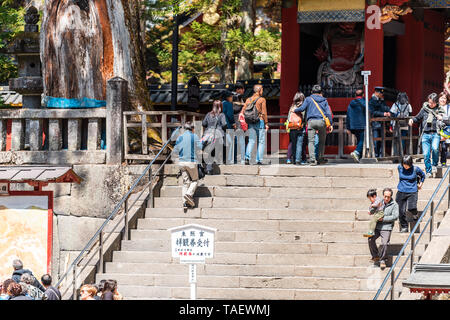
[220,27,235,83]
[40,0,151,111]
[236,0,255,81]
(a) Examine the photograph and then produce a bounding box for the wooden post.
[338,117,344,158]
[106,77,127,164]
[381,121,386,158]
[0,120,6,151]
[48,119,62,151]
[123,114,129,160]
[409,125,413,155]
[11,119,25,151]
[141,113,148,155]
[161,113,168,144]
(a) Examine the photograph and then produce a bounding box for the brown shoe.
[370,257,380,264]
[183,195,195,207]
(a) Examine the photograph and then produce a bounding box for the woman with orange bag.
[286,92,306,165]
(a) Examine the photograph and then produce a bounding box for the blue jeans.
[289,129,304,163]
[351,129,365,156]
[372,128,382,157]
[422,133,440,173]
[246,119,266,163]
[302,133,319,161]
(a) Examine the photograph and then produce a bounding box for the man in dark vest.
[369,87,391,158]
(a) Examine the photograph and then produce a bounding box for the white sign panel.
[169,224,216,264]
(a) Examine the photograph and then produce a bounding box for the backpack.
[244,97,261,124]
[288,110,303,130]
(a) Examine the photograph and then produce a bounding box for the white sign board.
[168,224,216,264]
[0,183,8,195]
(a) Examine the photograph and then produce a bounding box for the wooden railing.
[368,117,420,160]
[268,115,356,159]
[268,115,421,160]
[123,111,204,161]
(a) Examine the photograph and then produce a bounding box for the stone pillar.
[106,77,127,164]
[0,120,6,151]
[11,119,25,151]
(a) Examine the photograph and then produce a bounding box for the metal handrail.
[55,127,182,299]
[373,166,450,300]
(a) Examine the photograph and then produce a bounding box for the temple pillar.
[280,1,300,149]
[364,1,383,95]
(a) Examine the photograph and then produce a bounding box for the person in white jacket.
[390,92,412,156]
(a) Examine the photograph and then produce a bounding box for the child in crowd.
[365,189,385,238]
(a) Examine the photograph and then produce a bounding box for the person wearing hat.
[222,90,236,164]
[173,122,203,208]
[369,87,391,158]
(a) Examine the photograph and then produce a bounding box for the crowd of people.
[346,87,450,178]
[0,259,61,300]
[0,259,122,300]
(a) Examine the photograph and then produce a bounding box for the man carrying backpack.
[240,84,268,165]
[294,85,333,166]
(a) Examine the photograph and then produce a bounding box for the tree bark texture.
[220,26,235,83]
[237,0,255,81]
[41,0,151,111]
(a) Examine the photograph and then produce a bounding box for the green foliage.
[0,0,24,83]
[145,0,281,83]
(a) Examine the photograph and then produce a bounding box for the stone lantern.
[7,6,43,109]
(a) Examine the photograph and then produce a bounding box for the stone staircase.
[96,164,446,300]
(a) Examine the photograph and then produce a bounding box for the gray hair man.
[11,259,45,292]
[368,188,399,270]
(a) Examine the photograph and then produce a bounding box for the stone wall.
[9,164,154,281]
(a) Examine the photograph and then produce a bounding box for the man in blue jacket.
[369,87,391,158]
[346,88,366,163]
[294,85,333,166]
[173,122,203,208]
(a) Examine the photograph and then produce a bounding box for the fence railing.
[368,117,421,159]
[54,128,179,299]
[373,166,450,300]
[123,111,203,161]
[268,115,356,158]
[269,115,422,160]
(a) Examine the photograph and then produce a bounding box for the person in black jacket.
[11,259,45,292]
[346,88,366,162]
[369,87,391,158]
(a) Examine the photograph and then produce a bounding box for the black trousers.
[440,141,449,165]
[395,191,418,229]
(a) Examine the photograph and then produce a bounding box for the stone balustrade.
[0,77,127,165]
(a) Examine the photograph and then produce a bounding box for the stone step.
[163,164,435,179]
[131,226,437,245]
[153,197,443,211]
[120,239,427,256]
[99,264,411,283]
[159,185,441,199]
[143,207,444,222]
[136,217,440,233]
[163,174,444,189]
[105,253,412,274]
[96,273,408,292]
[99,283,403,300]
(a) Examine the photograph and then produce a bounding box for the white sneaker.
[432,166,437,174]
[350,151,360,163]
[183,195,195,207]
[426,173,432,178]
